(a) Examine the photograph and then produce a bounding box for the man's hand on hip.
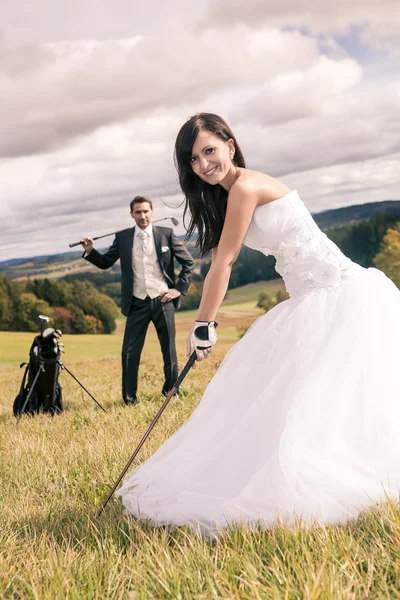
[160,289,181,303]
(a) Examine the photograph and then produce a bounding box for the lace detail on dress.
[242,190,365,298]
[262,233,361,297]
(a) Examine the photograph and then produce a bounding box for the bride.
[116,113,400,536]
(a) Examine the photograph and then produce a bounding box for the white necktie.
[138,230,149,251]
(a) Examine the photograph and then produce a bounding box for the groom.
[81,195,194,405]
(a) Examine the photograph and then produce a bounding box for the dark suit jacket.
[83,226,194,316]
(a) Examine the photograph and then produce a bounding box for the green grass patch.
[222,280,285,305]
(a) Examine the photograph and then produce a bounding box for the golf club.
[38,314,50,336]
[69,216,179,248]
[97,350,197,516]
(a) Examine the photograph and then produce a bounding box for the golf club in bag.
[13,315,107,417]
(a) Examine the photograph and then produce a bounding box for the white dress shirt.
[132,224,168,299]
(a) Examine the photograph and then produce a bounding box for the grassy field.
[1,281,400,599]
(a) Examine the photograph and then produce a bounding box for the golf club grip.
[68,228,132,249]
[175,351,197,385]
[69,233,109,248]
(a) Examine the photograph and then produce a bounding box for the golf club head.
[38,315,50,323]
[42,327,56,338]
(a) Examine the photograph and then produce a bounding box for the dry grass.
[1,289,400,599]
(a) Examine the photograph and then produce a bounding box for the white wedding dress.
[117,190,400,536]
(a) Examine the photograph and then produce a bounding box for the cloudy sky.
[1,0,399,261]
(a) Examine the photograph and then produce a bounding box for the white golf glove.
[188,321,218,360]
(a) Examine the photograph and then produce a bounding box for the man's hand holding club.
[186,321,218,368]
[80,236,94,254]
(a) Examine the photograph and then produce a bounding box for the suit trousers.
[121,295,178,402]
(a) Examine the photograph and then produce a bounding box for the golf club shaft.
[69,217,178,248]
[69,228,130,248]
[97,351,197,516]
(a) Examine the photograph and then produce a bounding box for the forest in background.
[0,277,119,334]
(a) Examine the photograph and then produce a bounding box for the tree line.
[0,276,119,333]
[373,222,400,288]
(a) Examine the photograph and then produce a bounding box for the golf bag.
[13,328,64,416]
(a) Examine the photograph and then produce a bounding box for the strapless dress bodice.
[243,190,363,297]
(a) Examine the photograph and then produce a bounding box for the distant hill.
[1,199,400,280]
[313,200,400,229]
[0,241,199,280]
[0,249,118,281]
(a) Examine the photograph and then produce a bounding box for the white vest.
[132,225,168,299]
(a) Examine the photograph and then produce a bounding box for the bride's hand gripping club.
[186,321,218,368]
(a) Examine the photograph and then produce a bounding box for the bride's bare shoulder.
[233,169,291,203]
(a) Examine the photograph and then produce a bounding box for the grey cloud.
[283,151,400,213]
[230,56,362,126]
[2,64,399,262]
[240,112,400,179]
[228,65,400,178]
[0,27,318,158]
[1,0,205,46]
[205,0,400,47]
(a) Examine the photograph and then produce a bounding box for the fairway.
[1,280,400,598]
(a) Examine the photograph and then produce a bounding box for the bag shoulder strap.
[18,362,30,395]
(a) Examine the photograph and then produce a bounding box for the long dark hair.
[174,113,246,257]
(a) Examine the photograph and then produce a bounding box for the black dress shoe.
[124,397,138,405]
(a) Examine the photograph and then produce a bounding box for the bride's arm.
[195,184,259,322]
